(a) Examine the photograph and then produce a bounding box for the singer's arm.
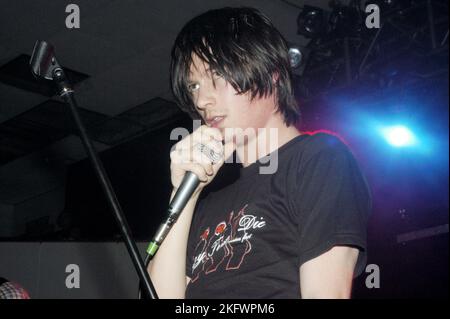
[299,246,359,298]
[147,189,199,299]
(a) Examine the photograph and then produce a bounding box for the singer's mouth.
[206,116,226,128]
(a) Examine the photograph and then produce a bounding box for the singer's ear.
[272,72,279,85]
[270,72,280,112]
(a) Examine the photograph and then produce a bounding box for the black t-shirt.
[185,132,371,298]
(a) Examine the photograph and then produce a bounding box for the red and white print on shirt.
[190,203,266,283]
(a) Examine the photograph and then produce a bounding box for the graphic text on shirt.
[190,203,266,283]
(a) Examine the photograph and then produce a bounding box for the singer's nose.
[195,78,217,110]
[196,96,214,114]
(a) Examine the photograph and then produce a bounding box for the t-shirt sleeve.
[293,135,372,277]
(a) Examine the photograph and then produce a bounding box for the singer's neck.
[235,115,301,168]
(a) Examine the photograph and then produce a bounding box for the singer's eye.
[187,82,200,93]
[212,70,223,78]
[210,71,224,89]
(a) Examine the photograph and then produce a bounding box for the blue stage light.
[381,125,417,147]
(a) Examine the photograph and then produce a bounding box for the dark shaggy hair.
[170,7,300,126]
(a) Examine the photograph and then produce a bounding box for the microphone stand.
[30,41,158,299]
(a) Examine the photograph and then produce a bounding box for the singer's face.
[188,55,276,146]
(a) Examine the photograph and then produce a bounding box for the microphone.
[30,40,61,80]
[146,142,223,257]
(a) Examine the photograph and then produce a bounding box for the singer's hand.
[170,125,235,195]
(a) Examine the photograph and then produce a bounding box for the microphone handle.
[146,171,200,257]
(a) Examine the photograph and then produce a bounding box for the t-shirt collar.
[238,134,307,179]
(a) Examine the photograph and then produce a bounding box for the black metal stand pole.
[53,69,158,300]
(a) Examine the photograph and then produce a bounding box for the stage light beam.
[381,125,417,147]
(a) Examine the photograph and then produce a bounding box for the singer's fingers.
[190,147,217,169]
[172,125,223,157]
[189,135,221,154]
[171,130,223,161]
[196,125,223,142]
[169,124,224,191]
[198,140,223,158]
[178,139,223,158]
[174,162,209,182]
[171,146,216,170]
[209,140,235,181]
[175,130,221,153]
